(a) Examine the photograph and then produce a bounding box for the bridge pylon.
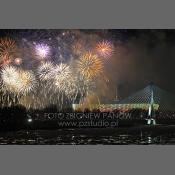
[147,83,156,125]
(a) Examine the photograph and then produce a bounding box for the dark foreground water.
[1,125,175,144]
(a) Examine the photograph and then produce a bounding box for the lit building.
[73,83,175,113]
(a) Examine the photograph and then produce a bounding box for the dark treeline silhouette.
[0,105,27,130]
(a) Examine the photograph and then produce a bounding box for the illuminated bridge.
[73,83,175,116]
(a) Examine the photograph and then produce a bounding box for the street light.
[27,114,33,123]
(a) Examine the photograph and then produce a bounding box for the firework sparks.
[64,75,79,100]
[35,44,50,59]
[0,37,17,66]
[0,30,112,110]
[14,58,22,65]
[1,66,36,95]
[1,66,20,94]
[37,61,54,81]
[53,63,72,91]
[18,70,37,95]
[76,52,104,80]
[96,40,114,58]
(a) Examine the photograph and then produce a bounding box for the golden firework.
[19,70,36,94]
[76,52,103,80]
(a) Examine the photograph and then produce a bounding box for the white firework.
[1,66,36,95]
[37,61,54,81]
[35,44,50,59]
[53,63,72,92]
[1,66,20,93]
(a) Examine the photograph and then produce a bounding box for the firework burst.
[53,63,72,91]
[18,69,37,95]
[76,52,104,80]
[1,66,36,95]
[35,44,50,60]
[96,40,114,58]
[1,66,20,94]
[37,61,54,81]
[0,37,17,66]
[0,31,112,110]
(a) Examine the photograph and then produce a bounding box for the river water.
[0,127,175,144]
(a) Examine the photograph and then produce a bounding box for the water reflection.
[0,129,174,144]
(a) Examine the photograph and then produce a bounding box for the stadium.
[73,83,175,121]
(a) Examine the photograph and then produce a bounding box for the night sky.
[84,30,175,100]
[0,29,174,102]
